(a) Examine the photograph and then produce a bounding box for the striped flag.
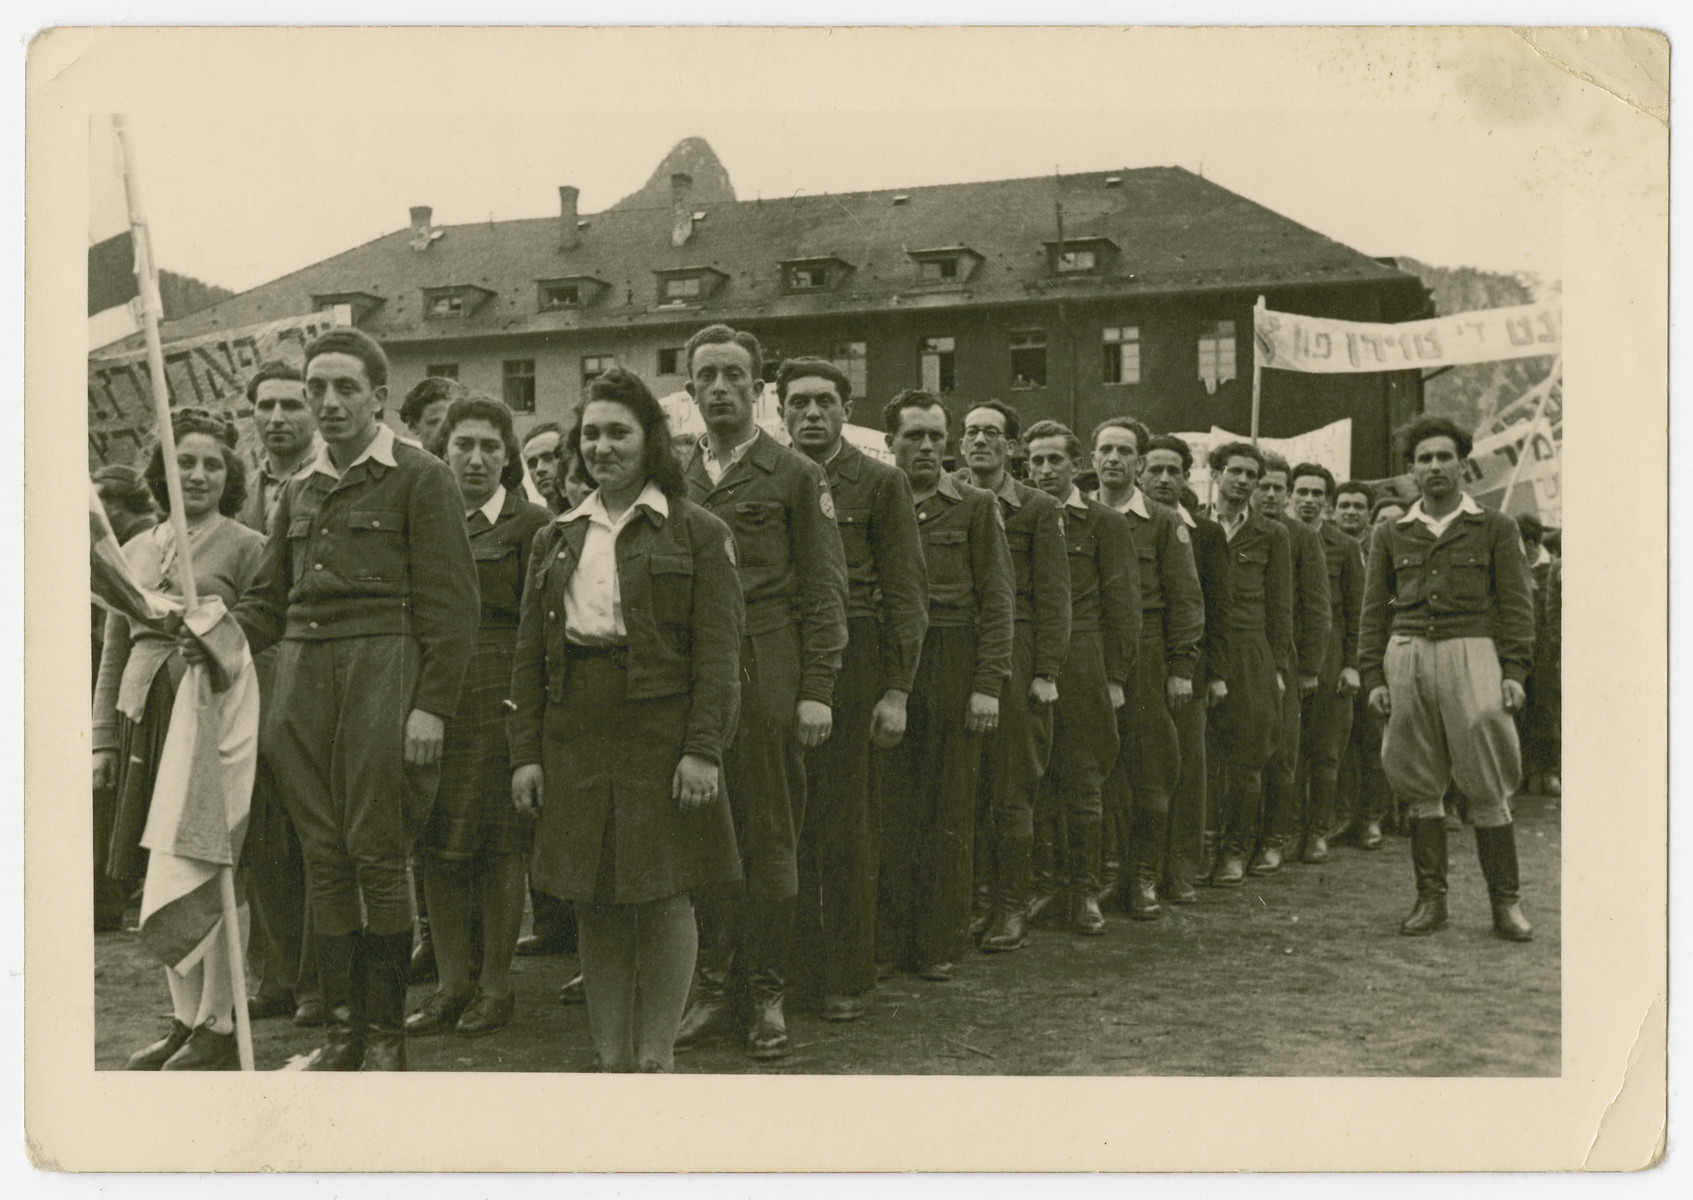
[89,115,141,351]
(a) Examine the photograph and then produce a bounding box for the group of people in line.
[90,319,1562,1073]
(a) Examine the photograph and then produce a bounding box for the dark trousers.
[246,848,323,1006]
[1042,630,1117,822]
[1298,678,1355,836]
[92,783,129,928]
[1215,631,1280,856]
[1337,697,1393,834]
[1166,693,1209,888]
[795,619,882,999]
[1263,676,1304,847]
[980,622,1055,839]
[878,626,981,971]
[267,636,439,937]
[1107,634,1182,817]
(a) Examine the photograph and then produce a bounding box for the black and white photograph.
[21,19,1669,1174]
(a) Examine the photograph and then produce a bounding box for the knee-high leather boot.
[304,931,366,1070]
[361,930,412,1070]
[1128,805,1166,920]
[674,891,735,1050]
[1398,817,1449,936]
[1475,824,1533,942]
[744,896,793,1060]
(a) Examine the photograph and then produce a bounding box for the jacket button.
[371,519,381,528]
[320,528,330,536]
[548,611,557,620]
[314,562,324,571]
[309,620,319,629]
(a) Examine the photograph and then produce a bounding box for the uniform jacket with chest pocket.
[1213,510,1296,681]
[826,441,929,692]
[1058,494,1142,687]
[916,473,1016,699]
[508,495,745,770]
[682,428,849,707]
[1358,502,1536,696]
[233,433,480,720]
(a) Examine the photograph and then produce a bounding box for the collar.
[311,423,398,480]
[953,467,1020,508]
[1399,493,1483,527]
[827,439,862,481]
[699,427,761,468]
[469,485,507,527]
[1062,485,1089,514]
[1100,486,1149,519]
[935,472,964,503]
[557,480,670,527]
[260,433,325,484]
[1176,504,1198,529]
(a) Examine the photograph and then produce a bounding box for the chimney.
[409,205,434,251]
[558,186,580,251]
[670,173,694,248]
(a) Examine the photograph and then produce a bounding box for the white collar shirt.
[1214,505,1250,542]
[699,429,760,485]
[556,482,670,644]
[468,485,506,528]
[309,422,398,481]
[1401,492,1482,539]
[1101,486,1150,520]
[1175,503,1198,529]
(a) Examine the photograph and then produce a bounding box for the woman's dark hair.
[573,367,685,499]
[144,408,248,516]
[92,464,155,516]
[430,393,526,493]
[1396,415,1473,464]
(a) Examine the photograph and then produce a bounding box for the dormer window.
[536,275,610,312]
[780,255,854,295]
[653,267,727,308]
[791,266,828,290]
[920,258,958,282]
[311,291,383,326]
[663,275,702,302]
[422,284,494,319]
[908,246,981,287]
[1056,249,1097,273]
[542,282,581,308]
[1043,236,1117,277]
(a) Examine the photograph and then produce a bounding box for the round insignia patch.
[819,487,837,520]
[1176,525,1191,545]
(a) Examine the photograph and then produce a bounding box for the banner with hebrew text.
[1254,303,1561,374]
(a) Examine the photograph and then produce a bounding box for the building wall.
[381,281,1421,478]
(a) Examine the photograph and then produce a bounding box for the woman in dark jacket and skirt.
[510,368,744,1072]
[406,396,555,1038]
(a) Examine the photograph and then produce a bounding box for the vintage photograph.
[25,23,1668,1173]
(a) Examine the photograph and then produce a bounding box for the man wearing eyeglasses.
[954,402,1070,952]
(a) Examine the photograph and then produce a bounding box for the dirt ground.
[95,793,1560,1076]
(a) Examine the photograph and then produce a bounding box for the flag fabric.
[89,115,141,352]
[1253,301,1562,375]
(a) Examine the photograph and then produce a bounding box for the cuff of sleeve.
[881,664,917,694]
[1362,671,1387,694]
[510,751,541,770]
[1167,661,1195,680]
[798,683,836,707]
[1503,664,1529,685]
[971,672,1007,699]
[681,741,723,766]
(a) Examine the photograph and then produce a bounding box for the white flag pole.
[1498,357,1561,517]
[1250,295,1266,445]
[113,115,255,1072]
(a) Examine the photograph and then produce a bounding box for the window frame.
[502,358,537,414]
[920,335,957,394]
[1102,325,1142,386]
[1009,328,1049,391]
[1197,319,1239,388]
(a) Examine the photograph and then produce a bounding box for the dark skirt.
[530,653,742,906]
[420,629,536,862]
[107,663,183,882]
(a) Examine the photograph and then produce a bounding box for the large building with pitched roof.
[133,140,1431,477]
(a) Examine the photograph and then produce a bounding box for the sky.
[124,102,1565,298]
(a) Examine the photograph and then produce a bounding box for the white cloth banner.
[1174,419,1353,502]
[1254,302,1562,374]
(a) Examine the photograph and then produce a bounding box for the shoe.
[1399,818,1450,936]
[875,959,898,982]
[1360,821,1383,851]
[409,920,438,985]
[1544,774,1561,798]
[293,996,328,1026]
[1128,872,1162,920]
[303,932,366,1071]
[161,1021,238,1071]
[1095,862,1121,913]
[674,978,733,1050]
[404,988,475,1036]
[1070,892,1106,936]
[1249,844,1283,876]
[360,931,412,1071]
[558,973,586,1005]
[456,989,516,1036]
[124,1019,192,1070]
[917,961,956,982]
[822,993,865,1022]
[636,1060,672,1073]
[247,992,295,1021]
[745,973,790,1060]
[1475,824,1534,942]
[1163,877,1198,905]
[1300,835,1330,865]
[1127,806,1168,920]
[515,932,572,957]
[1067,815,1106,935]
[1211,853,1247,887]
[981,833,1033,953]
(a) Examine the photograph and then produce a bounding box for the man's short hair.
[244,360,304,405]
[521,420,564,449]
[1397,414,1473,463]
[1208,440,1265,476]
[1371,496,1408,523]
[1334,480,1375,508]
[1291,461,1337,498]
[400,376,469,427]
[303,327,389,390]
[775,356,852,403]
[1091,415,1152,454]
[1023,419,1083,464]
[963,399,1022,442]
[1145,433,1194,473]
[883,388,947,435]
[1259,451,1291,483]
[1179,486,1201,511]
[1516,513,1545,545]
[685,323,763,380]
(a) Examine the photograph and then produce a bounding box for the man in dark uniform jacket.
[1252,452,1331,875]
[1024,420,1140,935]
[1202,442,1295,887]
[1141,446,1231,902]
[878,390,1014,980]
[1361,416,1537,942]
[1329,480,1384,848]
[215,327,480,1071]
[955,400,1069,952]
[1090,418,1204,920]
[673,326,849,1060]
[780,358,928,1023]
[1288,463,1364,863]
